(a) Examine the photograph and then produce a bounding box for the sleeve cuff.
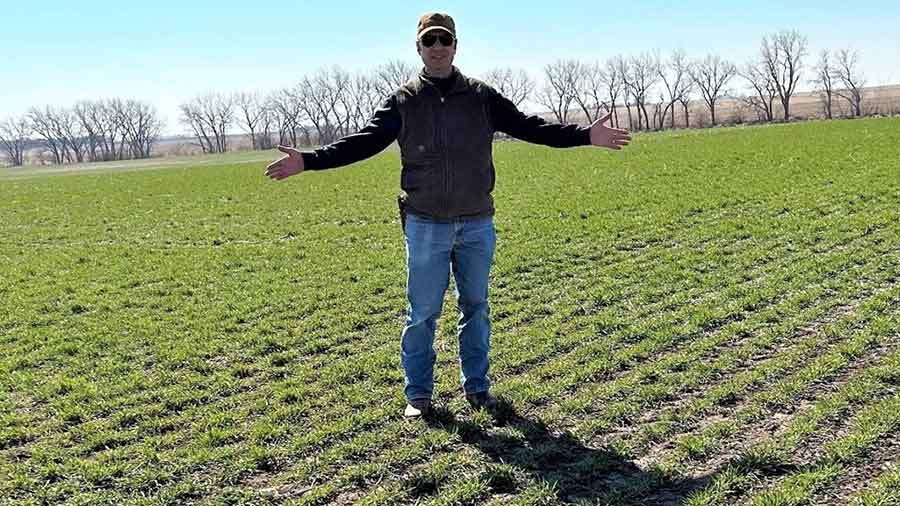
[300,151,323,171]
[578,126,592,146]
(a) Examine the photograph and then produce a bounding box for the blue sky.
[3,1,899,135]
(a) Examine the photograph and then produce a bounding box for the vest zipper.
[439,94,449,218]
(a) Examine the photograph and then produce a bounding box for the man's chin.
[426,63,452,75]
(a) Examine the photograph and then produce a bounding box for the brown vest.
[395,68,496,220]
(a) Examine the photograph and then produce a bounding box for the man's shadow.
[421,398,711,505]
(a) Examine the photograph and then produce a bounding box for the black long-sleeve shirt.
[301,73,591,171]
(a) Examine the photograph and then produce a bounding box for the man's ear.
[416,40,422,55]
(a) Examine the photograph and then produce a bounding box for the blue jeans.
[401,213,496,402]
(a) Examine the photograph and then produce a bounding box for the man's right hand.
[265,145,305,180]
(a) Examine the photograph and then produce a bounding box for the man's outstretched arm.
[265,96,402,181]
[488,87,630,150]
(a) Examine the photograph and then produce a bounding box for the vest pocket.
[401,163,436,192]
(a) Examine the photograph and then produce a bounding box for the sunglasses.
[420,32,455,48]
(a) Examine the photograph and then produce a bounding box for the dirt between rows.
[594,281,895,501]
[818,433,900,506]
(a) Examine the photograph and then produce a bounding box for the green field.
[2,118,899,505]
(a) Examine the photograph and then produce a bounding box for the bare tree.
[538,60,583,123]
[268,89,304,147]
[72,99,142,162]
[572,61,608,123]
[210,94,234,152]
[810,50,836,119]
[600,57,625,128]
[73,101,104,162]
[180,101,212,153]
[624,52,661,130]
[298,67,351,145]
[256,105,275,150]
[235,92,267,150]
[32,107,86,163]
[651,93,666,130]
[58,108,86,163]
[0,116,31,166]
[328,67,356,139]
[28,101,159,164]
[180,92,233,153]
[347,73,382,132]
[23,98,161,163]
[113,99,162,159]
[760,29,807,121]
[740,61,777,122]
[305,75,336,145]
[95,100,127,161]
[659,49,695,128]
[833,49,866,117]
[482,67,535,108]
[690,54,736,126]
[288,66,364,146]
[678,96,692,128]
[372,60,418,96]
[28,106,68,164]
[614,56,636,129]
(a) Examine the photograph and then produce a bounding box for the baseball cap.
[416,12,456,40]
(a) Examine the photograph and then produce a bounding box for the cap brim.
[417,26,454,39]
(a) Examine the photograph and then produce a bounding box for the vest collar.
[417,66,470,95]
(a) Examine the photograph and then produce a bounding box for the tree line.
[178,60,428,154]
[0,29,875,166]
[1,99,163,167]
[534,30,867,130]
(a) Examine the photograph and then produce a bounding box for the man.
[265,12,631,418]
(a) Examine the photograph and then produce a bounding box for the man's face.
[417,29,456,74]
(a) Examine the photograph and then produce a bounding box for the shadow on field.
[424,398,710,505]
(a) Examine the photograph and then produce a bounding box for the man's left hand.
[589,112,631,150]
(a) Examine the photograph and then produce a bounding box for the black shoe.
[465,391,498,411]
[404,399,432,418]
